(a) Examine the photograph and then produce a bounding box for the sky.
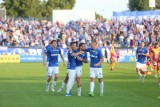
[74,0,129,18]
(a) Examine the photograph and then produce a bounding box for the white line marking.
[116,66,135,69]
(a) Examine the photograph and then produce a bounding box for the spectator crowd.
[0,17,160,48]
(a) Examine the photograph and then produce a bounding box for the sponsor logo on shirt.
[90,55,98,58]
[51,54,58,56]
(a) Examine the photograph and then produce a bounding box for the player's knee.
[76,77,80,82]
[90,78,94,82]
[48,76,52,81]
[54,74,58,79]
[98,78,103,83]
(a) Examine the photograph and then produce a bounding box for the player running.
[86,41,104,97]
[146,42,153,75]
[136,41,148,83]
[109,43,116,71]
[65,42,84,96]
[151,42,160,78]
[44,40,66,92]
[75,43,88,96]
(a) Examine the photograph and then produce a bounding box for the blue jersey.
[136,47,148,64]
[46,47,61,67]
[44,45,51,62]
[76,50,87,67]
[86,48,103,68]
[67,50,77,70]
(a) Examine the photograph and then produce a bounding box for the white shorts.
[136,62,147,71]
[75,66,82,77]
[47,67,59,76]
[67,69,76,79]
[90,67,103,78]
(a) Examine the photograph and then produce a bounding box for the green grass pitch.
[0,63,160,107]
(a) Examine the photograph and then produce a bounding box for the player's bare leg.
[141,71,146,83]
[109,60,113,71]
[98,78,104,96]
[154,66,158,78]
[158,68,160,86]
[57,73,68,92]
[76,76,81,96]
[112,60,117,70]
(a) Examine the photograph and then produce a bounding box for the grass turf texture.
[0,63,160,107]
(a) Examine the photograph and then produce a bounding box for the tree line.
[1,0,75,18]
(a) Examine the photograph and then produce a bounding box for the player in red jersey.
[151,42,160,78]
[116,48,120,62]
[146,42,153,75]
[158,52,160,86]
[109,43,116,71]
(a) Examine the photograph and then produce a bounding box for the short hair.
[155,42,158,45]
[141,41,146,45]
[147,42,152,46]
[91,40,97,44]
[50,40,57,44]
[70,42,77,46]
[79,43,86,48]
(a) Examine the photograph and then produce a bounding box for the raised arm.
[71,51,84,57]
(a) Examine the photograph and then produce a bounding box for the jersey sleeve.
[144,48,148,54]
[84,52,87,59]
[68,51,74,57]
[44,47,47,54]
[98,49,104,59]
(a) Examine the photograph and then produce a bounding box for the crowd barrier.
[113,10,160,17]
[0,47,137,63]
[0,55,20,63]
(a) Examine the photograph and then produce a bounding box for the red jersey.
[148,46,152,55]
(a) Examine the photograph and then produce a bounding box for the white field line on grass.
[116,66,135,69]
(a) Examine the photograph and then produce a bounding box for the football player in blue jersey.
[75,43,88,96]
[43,41,52,91]
[57,43,88,96]
[65,42,84,96]
[44,40,66,92]
[85,41,104,97]
[136,41,148,83]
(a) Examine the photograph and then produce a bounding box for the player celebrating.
[57,43,88,96]
[75,43,88,96]
[44,40,66,92]
[66,42,84,96]
[86,41,104,97]
[151,42,160,78]
[136,41,148,83]
[109,43,116,71]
